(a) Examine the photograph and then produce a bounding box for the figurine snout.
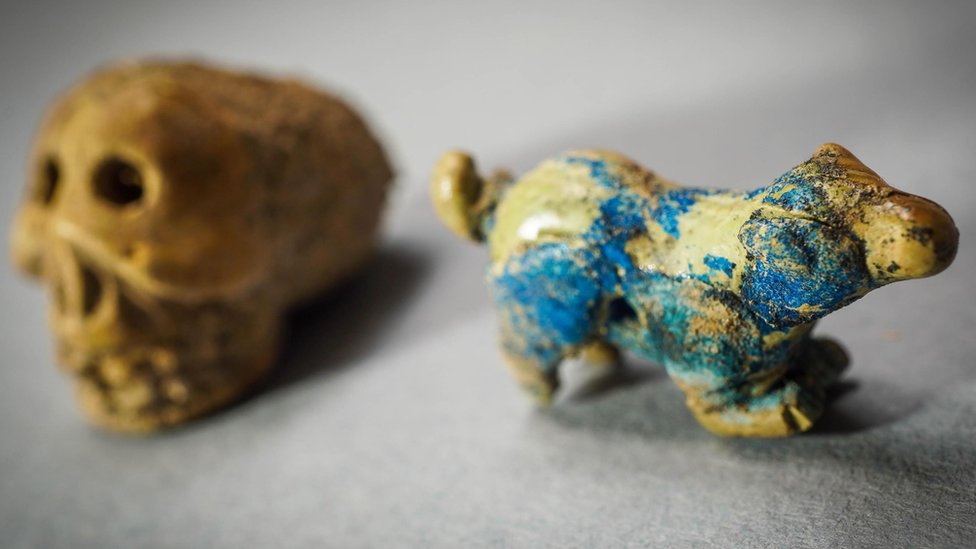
[861,192,958,284]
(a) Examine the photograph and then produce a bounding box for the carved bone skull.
[10,60,392,432]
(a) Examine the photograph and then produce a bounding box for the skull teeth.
[111,378,155,411]
[162,379,189,403]
[73,350,197,416]
[99,356,132,386]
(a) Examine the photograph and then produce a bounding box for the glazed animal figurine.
[431,144,957,437]
[10,60,392,433]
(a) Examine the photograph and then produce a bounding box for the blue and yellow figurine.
[431,144,958,437]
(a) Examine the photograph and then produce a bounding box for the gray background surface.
[1,1,975,547]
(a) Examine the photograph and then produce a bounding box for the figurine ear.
[811,143,884,187]
[812,143,856,161]
[738,216,868,327]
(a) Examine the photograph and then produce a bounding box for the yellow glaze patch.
[628,192,765,290]
[489,160,610,264]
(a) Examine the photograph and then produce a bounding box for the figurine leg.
[490,244,606,405]
[495,304,599,406]
[794,336,849,388]
[498,333,562,406]
[672,373,824,437]
[580,341,621,370]
[669,337,848,437]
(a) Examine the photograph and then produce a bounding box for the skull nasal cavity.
[94,157,144,206]
[35,157,60,205]
[80,264,103,317]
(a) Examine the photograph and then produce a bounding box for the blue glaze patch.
[491,243,615,369]
[599,195,645,233]
[704,254,735,277]
[762,169,823,211]
[563,156,619,189]
[651,188,712,238]
[739,217,867,326]
[563,154,716,240]
[606,272,782,389]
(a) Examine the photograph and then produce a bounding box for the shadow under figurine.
[431,144,957,437]
[10,60,392,433]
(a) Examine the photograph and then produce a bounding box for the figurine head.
[9,61,391,432]
[739,143,958,327]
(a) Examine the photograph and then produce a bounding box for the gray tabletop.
[1,2,974,547]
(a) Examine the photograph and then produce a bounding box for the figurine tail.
[430,151,510,243]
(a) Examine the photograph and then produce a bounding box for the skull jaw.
[61,328,281,433]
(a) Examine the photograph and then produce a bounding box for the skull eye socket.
[34,156,60,205]
[94,157,144,207]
